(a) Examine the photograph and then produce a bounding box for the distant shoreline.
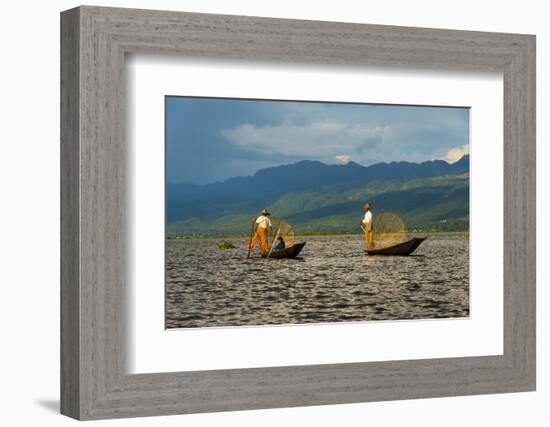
[166,229,469,240]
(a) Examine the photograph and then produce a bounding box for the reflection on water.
[166,233,469,329]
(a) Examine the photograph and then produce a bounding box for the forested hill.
[167,155,469,236]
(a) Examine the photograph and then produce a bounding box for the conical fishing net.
[269,217,295,249]
[371,211,408,248]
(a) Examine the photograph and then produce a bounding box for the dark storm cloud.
[166,97,469,184]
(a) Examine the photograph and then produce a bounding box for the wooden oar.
[266,222,282,259]
[360,224,367,249]
[246,220,255,259]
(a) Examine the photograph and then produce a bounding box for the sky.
[166,96,469,185]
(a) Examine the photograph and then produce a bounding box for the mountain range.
[167,155,470,236]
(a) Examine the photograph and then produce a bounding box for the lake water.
[166,233,469,329]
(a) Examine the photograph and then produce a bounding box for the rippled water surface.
[166,233,469,328]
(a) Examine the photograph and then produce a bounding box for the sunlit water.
[166,233,469,329]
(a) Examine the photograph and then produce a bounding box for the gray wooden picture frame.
[60,5,536,420]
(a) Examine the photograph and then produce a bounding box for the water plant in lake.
[217,240,236,250]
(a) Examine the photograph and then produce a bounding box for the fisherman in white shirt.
[248,209,273,254]
[361,203,374,249]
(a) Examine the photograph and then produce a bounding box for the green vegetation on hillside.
[166,173,469,237]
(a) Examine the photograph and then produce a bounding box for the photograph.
[165,96,470,329]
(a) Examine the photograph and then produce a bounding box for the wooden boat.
[262,242,306,259]
[365,237,426,256]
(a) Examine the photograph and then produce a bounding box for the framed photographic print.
[164,96,470,329]
[61,6,535,420]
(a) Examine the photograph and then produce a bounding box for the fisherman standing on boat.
[248,209,273,255]
[361,203,375,249]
